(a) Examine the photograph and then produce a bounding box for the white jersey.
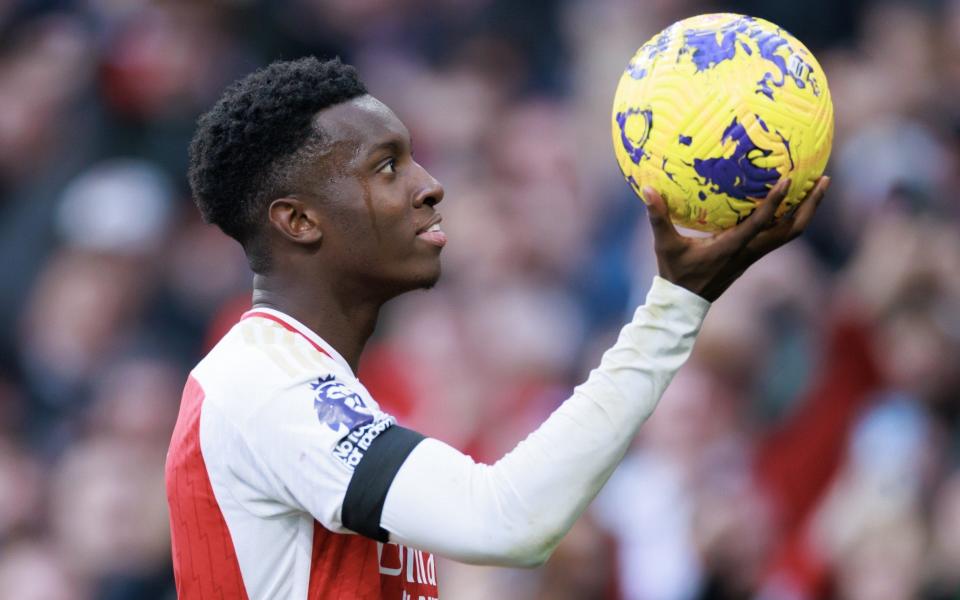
[165,277,709,599]
[165,308,438,600]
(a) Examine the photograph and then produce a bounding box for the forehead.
[313,95,408,158]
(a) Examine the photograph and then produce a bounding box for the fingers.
[644,186,681,249]
[717,179,790,252]
[744,175,831,258]
[786,176,830,239]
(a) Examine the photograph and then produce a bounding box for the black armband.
[341,425,425,542]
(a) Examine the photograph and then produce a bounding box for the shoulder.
[202,316,337,380]
[192,316,392,460]
[191,317,348,426]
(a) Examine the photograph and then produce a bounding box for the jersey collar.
[240,307,355,376]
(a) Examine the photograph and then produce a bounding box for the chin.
[412,264,442,291]
[386,261,441,297]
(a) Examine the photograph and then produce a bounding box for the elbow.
[511,548,553,569]
[476,490,574,568]
[488,528,562,568]
[453,524,560,567]
[481,544,552,569]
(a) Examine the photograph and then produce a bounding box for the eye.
[379,158,397,174]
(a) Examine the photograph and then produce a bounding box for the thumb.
[644,186,679,246]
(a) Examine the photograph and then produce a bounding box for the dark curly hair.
[188,57,367,271]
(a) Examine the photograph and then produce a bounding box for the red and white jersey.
[165,307,439,599]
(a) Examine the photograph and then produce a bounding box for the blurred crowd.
[0,0,958,599]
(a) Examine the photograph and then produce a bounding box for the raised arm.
[357,178,831,566]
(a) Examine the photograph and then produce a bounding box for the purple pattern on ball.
[679,16,811,101]
[683,26,752,71]
[693,117,779,200]
[616,107,653,165]
[626,25,676,80]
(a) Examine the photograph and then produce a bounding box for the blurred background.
[0,0,958,598]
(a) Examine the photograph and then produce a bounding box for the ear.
[267,197,323,245]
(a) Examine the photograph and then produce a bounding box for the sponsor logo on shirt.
[378,542,439,600]
[311,375,395,469]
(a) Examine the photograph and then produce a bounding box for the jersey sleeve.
[378,276,710,565]
[237,370,424,539]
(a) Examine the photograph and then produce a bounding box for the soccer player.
[165,57,829,599]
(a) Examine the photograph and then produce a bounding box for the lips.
[416,215,446,248]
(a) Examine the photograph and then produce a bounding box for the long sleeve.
[378,276,710,566]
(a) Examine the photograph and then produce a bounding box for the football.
[612,13,834,231]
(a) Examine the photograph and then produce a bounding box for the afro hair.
[188,57,367,269]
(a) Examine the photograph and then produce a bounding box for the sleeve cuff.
[647,276,712,320]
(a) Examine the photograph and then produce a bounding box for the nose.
[413,165,444,208]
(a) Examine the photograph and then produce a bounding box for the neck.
[251,272,382,374]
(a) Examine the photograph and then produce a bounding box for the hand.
[644,177,831,302]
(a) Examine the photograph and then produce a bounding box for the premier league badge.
[310,375,395,469]
[311,375,374,435]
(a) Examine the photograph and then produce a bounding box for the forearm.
[380,277,709,566]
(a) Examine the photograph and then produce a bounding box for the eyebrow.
[365,140,398,157]
[363,133,412,160]
[365,138,401,158]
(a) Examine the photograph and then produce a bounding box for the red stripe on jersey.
[241,310,332,358]
[305,522,441,599]
[166,376,248,599]
[307,520,383,599]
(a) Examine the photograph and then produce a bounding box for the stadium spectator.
[0,0,957,597]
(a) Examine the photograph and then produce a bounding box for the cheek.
[325,184,383,244]
[324,180,417,263]
[365,188,414,247]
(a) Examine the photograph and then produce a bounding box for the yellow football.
[612,13,834,231]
